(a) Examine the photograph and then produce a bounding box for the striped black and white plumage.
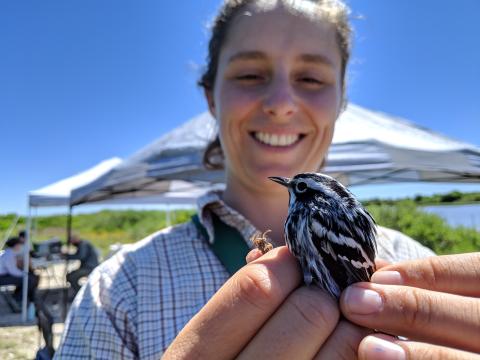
[270,173,377,299]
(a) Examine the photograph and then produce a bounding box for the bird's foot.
[251,230,274,254]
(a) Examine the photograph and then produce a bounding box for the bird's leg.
[251,230,274,254]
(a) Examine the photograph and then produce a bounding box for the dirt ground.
[0,324,63,359]
[0,262,71,359]
[0,326,38,359]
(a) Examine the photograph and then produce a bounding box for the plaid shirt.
[55,191,435,359]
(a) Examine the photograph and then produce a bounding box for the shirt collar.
[196,190,257,249]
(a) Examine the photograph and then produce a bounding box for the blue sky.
[1,0,479,215]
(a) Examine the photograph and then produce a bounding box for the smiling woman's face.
[206,3,343,193]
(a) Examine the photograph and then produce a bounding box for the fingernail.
[371,271,403,285]
[363,336,406,360]
[343,285,383,314]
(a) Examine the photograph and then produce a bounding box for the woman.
[56,1,480,359]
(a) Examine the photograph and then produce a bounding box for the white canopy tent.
[71,112,220,205]
[28,157,123,207]
[324,105,480,185]
[20,157,122,322]
[29,156,208,208]
[77,180,223,206]
[70,103,480,206]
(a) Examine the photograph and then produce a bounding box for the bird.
[269,173,377,299]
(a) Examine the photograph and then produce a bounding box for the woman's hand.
[164,247,369,359]
[340,253,480,359]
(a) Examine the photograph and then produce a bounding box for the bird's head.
[269,173,357,208]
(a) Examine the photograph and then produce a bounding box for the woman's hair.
[199,0,352,169]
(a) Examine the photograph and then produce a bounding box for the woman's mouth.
[251,131,304,147]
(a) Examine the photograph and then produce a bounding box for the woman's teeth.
[254,132,300,147]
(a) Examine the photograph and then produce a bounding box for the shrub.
[366,201,480,254]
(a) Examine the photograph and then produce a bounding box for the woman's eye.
[235,74,264,81]
[299,77,323,86]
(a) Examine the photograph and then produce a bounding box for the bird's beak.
[268,176,291,187]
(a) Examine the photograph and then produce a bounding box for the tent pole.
[21,205,32,322]
[31,207,38,244]
[62,206,73,321]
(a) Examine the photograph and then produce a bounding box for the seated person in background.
[18,230,26,243]
[18,229,40,258]
[66,234,99,295]
[0,237,39,305]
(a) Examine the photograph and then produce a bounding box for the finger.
[238,286,339,360]
[359,334,480,360]
[314,320,371,360]
[341,283,480,353]
[246,248,263,263]
[375,258,391,269]
[371,253,480,297]
[164,246,302,359]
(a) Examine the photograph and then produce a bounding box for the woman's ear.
[204,88,216,118]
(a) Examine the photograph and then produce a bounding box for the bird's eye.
[296,181,307,193]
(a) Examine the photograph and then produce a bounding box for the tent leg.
[32,207,38,244]
[21,206,32,322]
[62,206,73,321]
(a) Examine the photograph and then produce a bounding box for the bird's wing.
[350,208,378,260]
[310,210,376,283]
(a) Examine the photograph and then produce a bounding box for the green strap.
[191,213,250,276]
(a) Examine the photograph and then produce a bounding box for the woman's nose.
[262,78,298,121]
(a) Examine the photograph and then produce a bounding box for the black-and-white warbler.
[270,173,377,299]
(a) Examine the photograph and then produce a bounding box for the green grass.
[366,200,480,254]
[363,190,480,206]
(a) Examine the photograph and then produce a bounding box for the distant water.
[422,204,480,231]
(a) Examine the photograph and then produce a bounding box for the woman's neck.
[222,177,289,247]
